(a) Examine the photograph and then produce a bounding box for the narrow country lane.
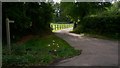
[54,28,118,66]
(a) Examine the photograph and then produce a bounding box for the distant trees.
[60,2,112,29]
[2,2,54,43]
[53,3,69,23]
[60,2,75,22]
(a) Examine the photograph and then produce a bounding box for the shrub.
[73,15,120,39]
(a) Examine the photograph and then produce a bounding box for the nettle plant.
[48,40,60,55]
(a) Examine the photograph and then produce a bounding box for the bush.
[73,15,120,39]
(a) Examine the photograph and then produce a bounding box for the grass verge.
[3,35,81,66]
[70,30,120,41]
[83,33,120,41]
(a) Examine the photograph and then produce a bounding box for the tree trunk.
[73,22,77,30]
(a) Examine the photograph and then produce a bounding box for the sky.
[53,0,61,3]
[1,0,119,2]
[52,0,119,3]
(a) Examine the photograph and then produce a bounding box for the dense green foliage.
[53,3,70,23]
[72,2,120,39]
[2,3,30,43]
[25,2,54,34]
[2,2,54,43]
[60,2,111,21]
[60,2,112,29]
[73,15,119,37]
[3,35,80,66]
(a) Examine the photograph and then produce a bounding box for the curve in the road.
[54,28,118,66]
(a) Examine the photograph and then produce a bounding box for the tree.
[2,2,54,44]
[53,3,69,23]
[109,1,120,15]
[26,2,54,35]
[2,2,31,43]
[60,2,112,29]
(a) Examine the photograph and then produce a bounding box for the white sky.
[53,0,61,3]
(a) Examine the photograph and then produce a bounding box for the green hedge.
[75,15,120,36]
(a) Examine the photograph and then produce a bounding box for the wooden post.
[57,24,58,30]
[60,24,61,30]
[6,18,14,54]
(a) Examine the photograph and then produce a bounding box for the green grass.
[83,33,120,41]
[71,26,120,41]
[3,35,81,66]
[71,29,120,41]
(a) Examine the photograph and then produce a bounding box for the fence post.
[62,24,63,29]
[60,24,61,30]
[57,24,58,30]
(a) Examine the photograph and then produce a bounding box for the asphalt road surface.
[54,28,118,66]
